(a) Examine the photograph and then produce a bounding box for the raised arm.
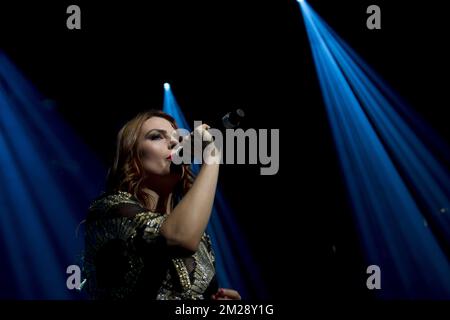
[160,124,220,252]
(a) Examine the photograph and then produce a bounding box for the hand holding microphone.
[171,123,219,166]
[170,109,244,167]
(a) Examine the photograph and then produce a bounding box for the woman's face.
[138,116,180,178]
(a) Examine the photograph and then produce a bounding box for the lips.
[166,154,172,160]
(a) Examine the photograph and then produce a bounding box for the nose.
[168,135,179,150]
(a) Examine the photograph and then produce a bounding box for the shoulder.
[87,191,146,221]
[89,190,139,211]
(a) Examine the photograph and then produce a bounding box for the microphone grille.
[222,109,245,129]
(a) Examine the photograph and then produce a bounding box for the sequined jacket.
[83,191,218,300]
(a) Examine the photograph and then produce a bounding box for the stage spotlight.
[298,2,450,298]
[164,82,170,90]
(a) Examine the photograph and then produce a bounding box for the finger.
[217,288,241,300]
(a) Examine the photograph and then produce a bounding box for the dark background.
[0,0,448,301]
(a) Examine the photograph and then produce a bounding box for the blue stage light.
[298,2,450,298]
[0,52,106,299]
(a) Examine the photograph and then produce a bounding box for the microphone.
[170,109,245,169]
[219,108,246,130]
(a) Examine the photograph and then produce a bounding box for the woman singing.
[82,110,241,300]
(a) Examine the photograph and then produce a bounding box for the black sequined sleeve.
[83,193,170,299]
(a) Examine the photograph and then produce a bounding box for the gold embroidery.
[83,216,144,299]
[84,191,217,300]
[157,235,216,300]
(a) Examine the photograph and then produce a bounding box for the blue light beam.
[299,1,450,298]
[0,52,106,299]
